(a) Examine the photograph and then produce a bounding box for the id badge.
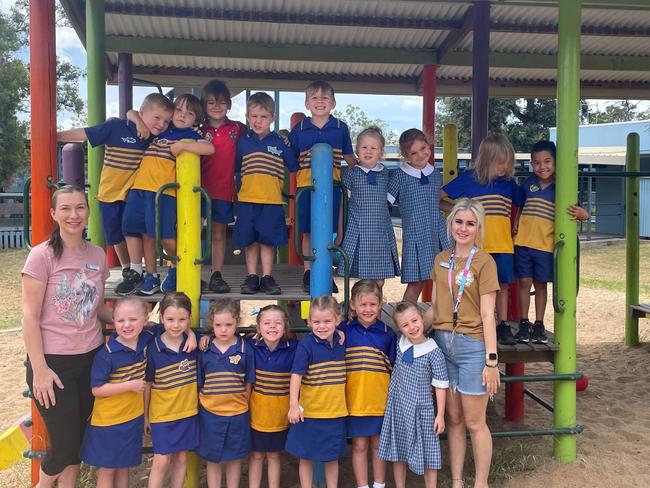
[440,261,451,269]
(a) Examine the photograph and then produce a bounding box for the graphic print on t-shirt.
[52,270,99,326]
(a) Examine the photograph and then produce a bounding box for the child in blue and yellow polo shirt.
[233,92,298,296]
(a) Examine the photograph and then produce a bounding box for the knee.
[174,451,187,467]
[446,410,465,428]
[464,416,488,434]
[250,451,265,462]
[153,454,171,469]
[352,438,369,454]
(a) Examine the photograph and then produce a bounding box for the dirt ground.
[2,241,650,487]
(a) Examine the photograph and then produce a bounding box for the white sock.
[373,483,386,488]
[121,263,129,270]
[131,263,143,274]
[358,485,369,488]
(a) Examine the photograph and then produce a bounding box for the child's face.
[204,95,230,124]
[113,302,146,343]
[404,139,431,169]
[494,153,509,178]
[257,310,286,345]
[212,312,238,344]
[162,306,190,339]
[173,100,198,129]
[531,150,555,183]
[247,105,274,138]
[451,209,480,246]
[351,293,381,327]
[140,105,172,136]
[395,308,426,344]
[356,135,383,169]
[309,308,338,341]
[305,89,335,119]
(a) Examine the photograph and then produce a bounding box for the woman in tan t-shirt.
[425,198,500,488]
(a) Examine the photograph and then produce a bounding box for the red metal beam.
[421,64,436,303]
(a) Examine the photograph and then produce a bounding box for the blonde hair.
[309,296,341,321]
[256,304,290,342]
[140,92,174,113]
[472,133,515,184]
[247,92,275,115]
[356,126,385,154]
[446,198,486,247]
[305,81,335,103]
[350,280,382,304]
[114,296,148,317]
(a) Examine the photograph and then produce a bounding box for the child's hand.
[170,141,185,157]
[512,221,519,235]
[199,335,211,351]
[288,405,304,424]
[135,120,150,140]
[183,330,197,352]
[144,419,151,435]
[567,205,589,222]
[337,329,346,345]
[129,379,146,393]
[433,414,445,436]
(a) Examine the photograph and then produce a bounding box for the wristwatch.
[486,352,498,362]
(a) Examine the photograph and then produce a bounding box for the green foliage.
[332,105,399,146]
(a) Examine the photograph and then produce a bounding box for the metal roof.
[60,0,650,98]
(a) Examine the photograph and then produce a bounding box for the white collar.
[399,335,438,358]
[400,161,434,178]
[358,163,384,173]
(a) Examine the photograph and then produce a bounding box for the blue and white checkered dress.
[378,337,449,475]
[388,163,451,283]
[339,165,400,279]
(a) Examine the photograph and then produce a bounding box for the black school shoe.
[302,270,339,294]
[515,319,532,343]
[208,271,231,294]
[115,268,143,296]
[240,274,260,294]
[497,321,516,345]
[260,275,282,295]
[531,321,549,344]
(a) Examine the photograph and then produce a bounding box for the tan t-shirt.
[430,248,500,341]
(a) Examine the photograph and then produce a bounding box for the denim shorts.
[433,330,486,396]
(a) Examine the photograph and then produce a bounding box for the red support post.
[289,112,306,266]
[421,64,436,302]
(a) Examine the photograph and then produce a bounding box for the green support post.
[86,0,106,246]
[625,133,640,346]
[553,0,581,464]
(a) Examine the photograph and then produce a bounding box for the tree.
[586,100,650,124]
[332,105,399,146]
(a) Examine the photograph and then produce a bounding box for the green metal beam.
[625,133,641,347]
[106,36,438,65]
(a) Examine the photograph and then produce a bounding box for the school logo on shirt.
[267,145,282,156]
[229,129,238,140]
[205,132,213,143]
[178,359,190,372]
[454,270,475,288]
[229,354,241,365]
[121,137,137,144]
[529,184,540,193]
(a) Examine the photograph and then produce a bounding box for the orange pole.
[421,64,437,302]
[289,112,306,266]
[29,0,58,483]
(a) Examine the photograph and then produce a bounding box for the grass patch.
[489,439,547,482]
[0,249,27,330]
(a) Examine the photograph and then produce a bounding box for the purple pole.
[61,143,85,186]
[118,52,133,118]
[471,1,490,160]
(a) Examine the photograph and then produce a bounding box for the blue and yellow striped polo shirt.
[514,175,555,253]
[199,337,255,417]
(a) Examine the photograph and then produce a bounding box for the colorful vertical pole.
[442,124,458,186]
[118,53,133,118]
[310,143,334,297]
[86,0,106,247]
[61,144,85,187]
[554,0,581,463]
[471,1,490,160]
[28,0,57,482]
[289,113,306,266]
[175,152,201,488]
[421,64,436,302]
[624,133,640,346]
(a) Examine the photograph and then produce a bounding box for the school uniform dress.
[197,337,255,462]
[249,338,298,452]
[388,162,451,283]
[379,336,449,475]
[285,332,348,462]
[81,331,154,468]
[145,333,199,455]
[339,164,400,280]
[339,319,396,437]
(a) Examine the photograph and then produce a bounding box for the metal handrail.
[293,186,315,262]
[193,186,212,265]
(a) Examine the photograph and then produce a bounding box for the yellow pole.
[442,124,458,185]
[175,149,201,488]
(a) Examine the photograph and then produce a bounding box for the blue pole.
[310,143,334,297]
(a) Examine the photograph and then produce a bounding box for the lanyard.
[447,245,478,331]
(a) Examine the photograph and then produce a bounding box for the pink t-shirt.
[22,242,109,355]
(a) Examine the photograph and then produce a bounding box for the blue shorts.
[433,330,486,396]
[233,202,287,247]
[490,253,515,285]
[80,415,143,468]
[251,428,288,453]
[515,246,553,283]
[150,415,198,455]
[197,408,251,462]
[201,198,234,224]
[122,189,176,239]
[98,201,126,245]
[347,416,383,438]
[285,417,347,462]
[297,185,341,234]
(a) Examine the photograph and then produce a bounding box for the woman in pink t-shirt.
[22,185,113,487]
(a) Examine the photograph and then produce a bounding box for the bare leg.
[142,235,158,274]
[169,451,188,488]
[206,461,222,488]
[324,460,339,488]
[224,459,242,488]
[351,436,369,487]
[496,284,510,322]
[115,468,130,488]
[245,242,260,275]
[96,467,114,488]
[212,223,227,272]
[162,238,177,259]
[302,234,312,271]
[266,452,282,488]
[370,435,386,485]
[113,240,131,267]
[392,461,407,488]
[517,277,533,320]
[260,244,275,276]
[374,279,385,290]
[148,454,170,488]
[403,281,424,303]
[446,390,467,487]
[460,394,491,488]
[533,280,548,322]
[125,236,144,269]
[423,469,438,488]
[53,464,81,488]
[298,459,313,488]
[248,451,264,488]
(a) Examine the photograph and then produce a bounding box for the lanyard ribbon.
[447,244,478,331]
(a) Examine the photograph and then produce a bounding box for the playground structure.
[17,0,650,486]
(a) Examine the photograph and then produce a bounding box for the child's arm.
[143,382,152,434]
[423,274,437,327]
[182,328,198,353]
[287,373,304,423]
[126,109,150,140]
[245,382,253,402]
[567,204,589,222]
[57,128,88,142]
[343,154,358,167]
[439,189,454,213]
[512,206,522,235]
[92,379,146,397]
[170,139,215,157]
[433,387,446,435]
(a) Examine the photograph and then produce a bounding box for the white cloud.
[56,26,84,53]
[400,97,422,111]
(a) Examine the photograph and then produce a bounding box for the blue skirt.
[347,415,384,438]
[150,415,199,455]
[80,415,143,468]
[251,428,288,453]
[197,408,251,462]
[285,417,347,462]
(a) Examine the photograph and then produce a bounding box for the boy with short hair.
[57,93,173,292]
[289,81,357,293]
[234,92,298,295]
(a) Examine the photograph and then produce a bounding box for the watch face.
[488,353,498,360]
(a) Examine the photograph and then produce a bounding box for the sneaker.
[302,270,311,293]
[161,267,176,293]
[260,275,282,295]
[136,273,161,295]
[208,271,231,294]
[514,319,532,343]
[115,268,143,296]
[497,321,516,345]
[531,321,549,344]
[240,274,260,295]
[332,279,339,294]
